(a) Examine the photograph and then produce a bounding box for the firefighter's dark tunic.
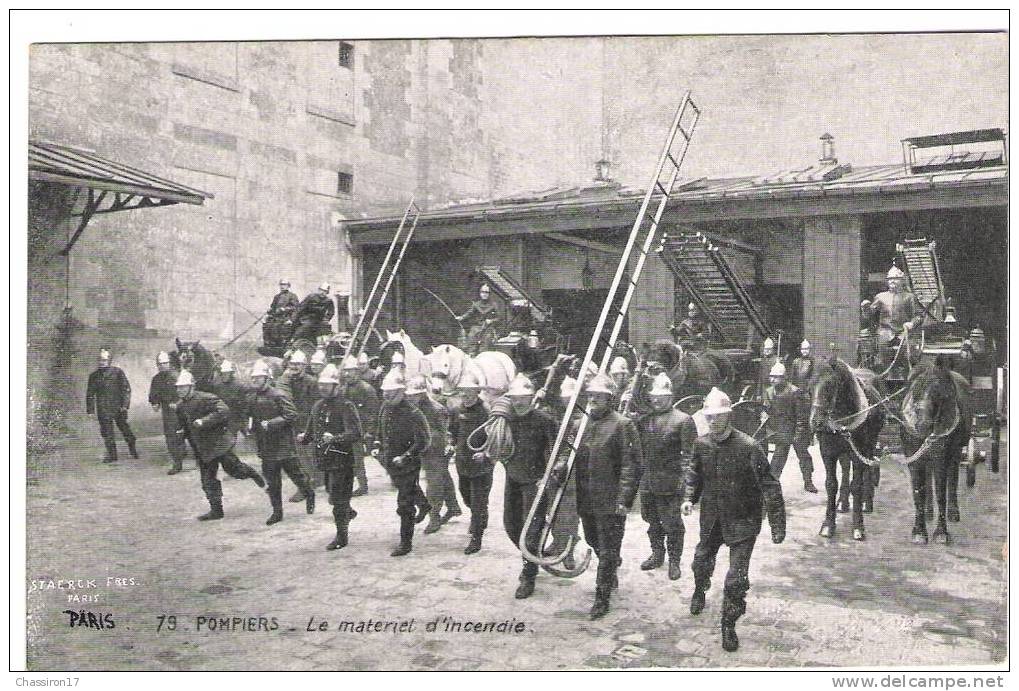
[302,395,363,528]
[86,365,137,460]
[638,407,697,562]
[376,399,431,521]
[176,390,262,510]
[246,386,313,514]
[573,409,643,591]
[500,407,558,580]
[762,382,813,481]
[449,398,493,538]
[684,428,785,615]
[149,369,186,463]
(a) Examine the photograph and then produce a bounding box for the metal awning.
[29,140,213,255]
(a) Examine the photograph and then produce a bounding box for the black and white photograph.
[12,10,1010,677]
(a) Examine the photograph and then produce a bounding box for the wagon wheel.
[990,412,1001,474]
[674,394,704,416]
[730,400,766,439]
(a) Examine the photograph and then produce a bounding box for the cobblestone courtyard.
[25,424,1008,670]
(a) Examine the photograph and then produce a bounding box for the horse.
[171,338,218,392]
[809,357,887,541]
[649,339,725,401]
[378,329,432,379]
[898,357,971,545]
[427,344,517,407]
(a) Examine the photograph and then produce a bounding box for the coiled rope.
[467,395,515,464]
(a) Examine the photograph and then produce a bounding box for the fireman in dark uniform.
[488,374,558,600]
[756,337,779,398]
[149,351,187,474]
[265,279,300,347]
[638,372,697,580]
[682,388,786,653]
[174,370,265,521]
[672,302,712,343]
[211,360,250,436]
[568,374,643,619]
[790,340,815,389]
[246,360,315,525]
[862,265,923,373]
[293,283,336,343]
[406,375,462,534]
[341,355,378,496]
[456,283,501,354]
[86,349,138,463]
[372,367,432,557]
[762,362,817,493]
[299,364,363,551]
[448,368,493,555]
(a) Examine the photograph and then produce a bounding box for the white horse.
[382,328,432,379]
[427,344,516,406]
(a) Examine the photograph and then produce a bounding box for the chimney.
[594,158,612,182]
[820,133,837,164]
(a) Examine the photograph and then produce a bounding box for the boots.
[266,490,283,525]
[390,517,414,557]
[424,509,443,534]
[803,474,819,493]
[721,595,745,652]
[326,508,349,551]
[666,535,683,580]
[198,491,224,521]
[102,438,118,463]
[305,490,316,515]
[127,438,140,459]
[690,585,707,615]
[641,545,666,571]
[441,505,463,523]
[289,490,305,503]
[464,533,483,555]
[415,499,432,525]
[590,586,611,620]
[515,561,538,599]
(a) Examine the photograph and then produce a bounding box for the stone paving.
[25,424,1008,670]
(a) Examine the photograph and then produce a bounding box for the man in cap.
[148,352,187,474]
[341,355,378,496]
[682,388,786,652]
[672,302,712,344]
[406,375,463,534]
[488,374,558,599]
[637,372,697,580]
[456,283,501,354]
[762,362,817,493]
[447,368,493,554]
[246,360,316,525]
[175,370,265,521]
[756,337,779,399]
[566,373,643,619]
[790,340,815,389]
[298,364,362,550]
[862,265,923,371]
[86,349,138,463]
[372,367,432,556]
[294,283,336,343]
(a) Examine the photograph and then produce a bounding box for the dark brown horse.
[172,338,217,392]
[649,339,728,401]
[898,358,971,545]
[809,358,887,541]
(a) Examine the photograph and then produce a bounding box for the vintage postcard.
[15,11,1009,676]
